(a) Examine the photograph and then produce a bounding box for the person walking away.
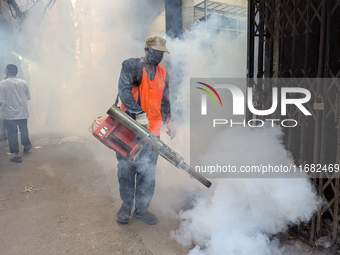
[0,64,32,163]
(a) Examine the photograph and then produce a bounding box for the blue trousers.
[116,143,159,213]
[4,119,31,154]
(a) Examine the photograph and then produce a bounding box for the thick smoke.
[1,1,322,254]
[162,15,322,255]
[170,126,321,255]
[0,0,165,133]
[165,18,247,119]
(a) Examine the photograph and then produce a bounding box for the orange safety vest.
[121,64,167,136]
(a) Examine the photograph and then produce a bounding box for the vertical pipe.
[287,0,299,153]
[311,0,327,244]
[324,0,331,79]
[317,122,326,238]
[291,0,298,78]
[246,0,255,121]
[335,95,340,242]
[317,0,332,238]
[300,0,311,174]
[257,0,265,120]
[265,0,274,78]
[268,2,274,79]
[247,0,255,79]
[278,0,286,118]
[298,8,308,239]
[279,0,286,76]
[273,0,282,78]
[334,177,340,242]
[257,0,265,80]
[264,0,275,118]
[304,0,311,77]
[323,0,337,242]
[310,208,316,245]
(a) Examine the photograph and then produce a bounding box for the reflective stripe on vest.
[121,64,167,136]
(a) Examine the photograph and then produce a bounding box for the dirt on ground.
[0,128,330,255]
[0,129,189,255]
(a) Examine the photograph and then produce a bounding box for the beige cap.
[145,36,169,53]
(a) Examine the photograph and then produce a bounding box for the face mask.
[146,51,163,66]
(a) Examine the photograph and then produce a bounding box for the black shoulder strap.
[135,59,144,86]
[137,87,141,106]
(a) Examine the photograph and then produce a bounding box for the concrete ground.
[0,129,188,255]
[0,128,328,255]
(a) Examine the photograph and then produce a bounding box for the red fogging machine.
[89,104,212,188]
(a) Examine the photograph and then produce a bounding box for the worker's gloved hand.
[136,113,149,130]
[166,121,176,140]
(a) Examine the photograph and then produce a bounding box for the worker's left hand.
[166,121,176,140]
[136,113,149,130]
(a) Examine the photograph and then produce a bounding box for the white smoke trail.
[170,126,321,255]
[165,18,247,119]
[163,15,322,255]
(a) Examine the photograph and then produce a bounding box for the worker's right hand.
[166,121,176,140]
[136,113,149,130]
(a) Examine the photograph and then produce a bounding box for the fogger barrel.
[107,104,212,188]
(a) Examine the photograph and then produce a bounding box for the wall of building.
[148,0,248,36]
[148,10,166,36]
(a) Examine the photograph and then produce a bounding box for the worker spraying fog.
[90,36,211,225]
[115,36,176,225]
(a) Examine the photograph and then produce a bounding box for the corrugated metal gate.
[247,0,340,246]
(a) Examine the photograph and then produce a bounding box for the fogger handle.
[182,162,212,188]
